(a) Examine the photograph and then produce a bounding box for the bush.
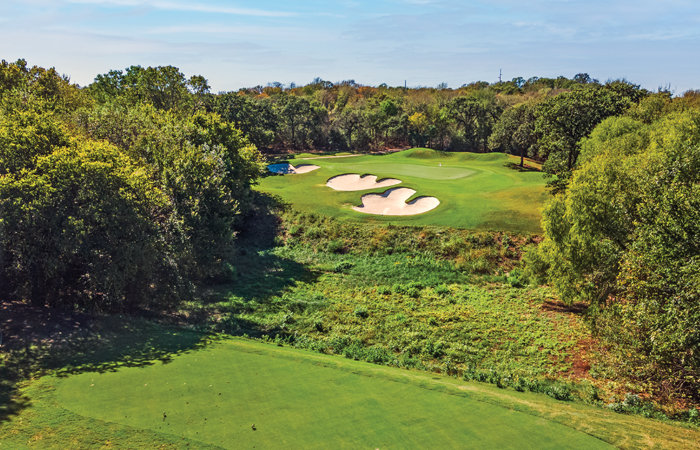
[404,287,418,298]
[376,286,392,296]
[326,239,345,254]
[507,269,526,288]
[333,261,354,273]
[434,284,450,296]
[353,307,369,318]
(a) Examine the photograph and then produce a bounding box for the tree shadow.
[503,162,541,172]
[0,301,237,423]
[0,193,315,423]
[189,192,320,327]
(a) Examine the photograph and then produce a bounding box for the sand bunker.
[353,188,440,216]
[268,163,320,174]
[326,174,402,191]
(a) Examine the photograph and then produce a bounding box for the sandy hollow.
[353,188,440,216]
[268,163,321,174]
[326,174,402,191]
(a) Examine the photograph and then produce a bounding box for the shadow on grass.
[0,193,308,423]
[192,192,320,329]
[0,302,242,423]
[227,193,318,302]
[504,162,541,172]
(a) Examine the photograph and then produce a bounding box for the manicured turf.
[257,149,548,233]
[54,338,611,450]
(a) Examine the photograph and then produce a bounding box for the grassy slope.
[256,149,548,233]
[5,337,698,450]
[191,211,580,379]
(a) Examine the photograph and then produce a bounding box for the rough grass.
[192,211,579,379]
[256,148,548,233]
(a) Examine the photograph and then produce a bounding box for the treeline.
[89,65,700,191]
[0,59,264,311]
[529,103,700,404]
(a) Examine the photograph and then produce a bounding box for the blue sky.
[2,0,699,92]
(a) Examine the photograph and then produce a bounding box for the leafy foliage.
[536,111,700,402]
[0,60,264,310]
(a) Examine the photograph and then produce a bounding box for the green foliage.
[536,110,700,402]
[0,62,265,310]
[0,140,176,310]
[0,102,71,175]
[535,87,633,191]
[488,101,538,165]
[214,92,276,148]
[87,64,211,113]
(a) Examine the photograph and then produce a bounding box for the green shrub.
[507,269,526,288]
[376,286,392,296]
[303,227,323,239]
[333,261,354,273]
[326,239,345,254]
[406,287,421,298]
[434,284,450,296]
[353,307,369,318]
[287,224,303,236]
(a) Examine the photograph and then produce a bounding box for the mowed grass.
[3,327,699,449]
[257,149,548,233]
[53,338,611,450]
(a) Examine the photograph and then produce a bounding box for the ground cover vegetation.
[2,58,700,447]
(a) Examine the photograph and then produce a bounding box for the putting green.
[56,339,612,450]
[257,149,548,233]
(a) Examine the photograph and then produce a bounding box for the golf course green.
[54,338,612,450]
[257,149,548,233]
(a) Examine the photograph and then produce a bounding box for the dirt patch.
[541,300,588,314]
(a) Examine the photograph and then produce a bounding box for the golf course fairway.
[55,338,613,450]
[257,149,548,233]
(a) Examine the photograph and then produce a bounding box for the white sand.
[326,174,402,191]
[353,188,440,216]
[268,163,320,174]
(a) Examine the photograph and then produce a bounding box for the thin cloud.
[67,0,298,17]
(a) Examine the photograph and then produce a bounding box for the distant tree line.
[87,66,699,191]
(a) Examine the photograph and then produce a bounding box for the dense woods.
[0,60,264,311]
[2,58,700,408]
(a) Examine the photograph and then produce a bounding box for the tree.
[75,102,264,278]
[448,93,500,151]
[488,103,538,166]
[88,65,210,113]
[214,92,276,149]
[0,102,71,175]
[275,95,316,149]
[335,105,362,150]
[535,87,631,191]
[0,140,173,310]
[535,111,700,401]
